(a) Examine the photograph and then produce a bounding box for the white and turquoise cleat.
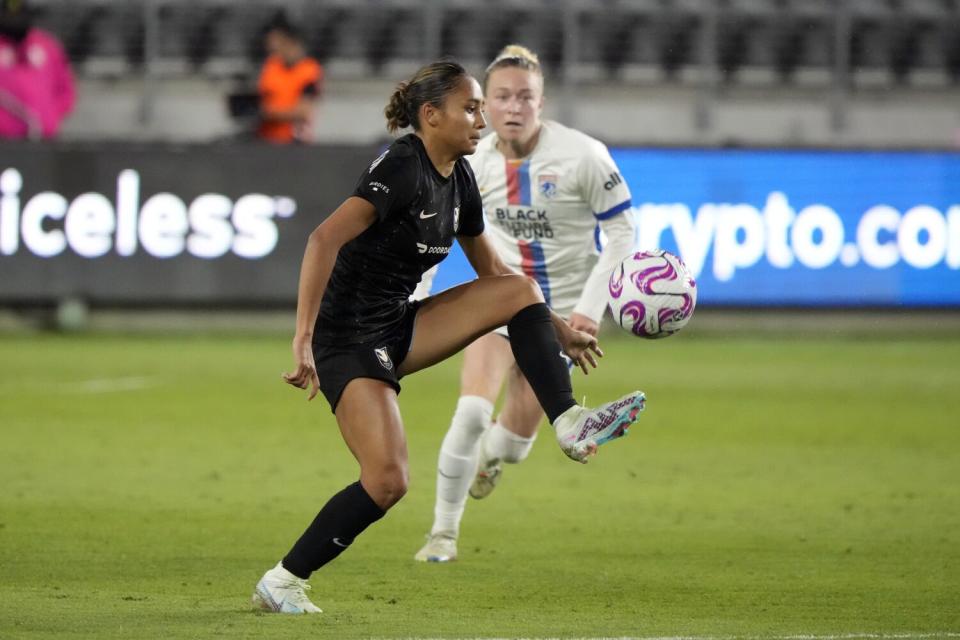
[553,391,646,463]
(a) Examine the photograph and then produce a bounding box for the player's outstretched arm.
[283,197,378,400]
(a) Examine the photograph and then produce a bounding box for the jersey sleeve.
[456,161,485,237]
[352,149,420,222]
[572,210,636,323]
[578,140,633,221]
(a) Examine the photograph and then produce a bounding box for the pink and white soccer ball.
[608,250,697,338]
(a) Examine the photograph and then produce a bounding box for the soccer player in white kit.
[414,45,638,563]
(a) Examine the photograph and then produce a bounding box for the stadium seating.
[23,0,960,87]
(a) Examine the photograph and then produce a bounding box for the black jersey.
[314,134,485,346]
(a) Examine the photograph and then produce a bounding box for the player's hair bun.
[385,81,412,133]
[384,60,470,134]
[494,44,540,68]
[484,44,543,91]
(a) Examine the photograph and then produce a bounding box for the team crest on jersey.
[453,206,460,232]
[374,346,393,370]
[538,174,558,199]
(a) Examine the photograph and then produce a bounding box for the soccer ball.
[608,250,697,338]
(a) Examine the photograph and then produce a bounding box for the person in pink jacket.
[0,0,75,140]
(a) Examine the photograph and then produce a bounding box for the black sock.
[281,481,385,579]
[507,303,577,423]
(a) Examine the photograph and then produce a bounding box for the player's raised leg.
[400,274,645,464]
[399,275,544,375]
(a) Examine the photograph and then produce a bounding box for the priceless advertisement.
[0,142,374,303]
[430,148,960,307]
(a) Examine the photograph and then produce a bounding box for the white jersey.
[468,120,635,321]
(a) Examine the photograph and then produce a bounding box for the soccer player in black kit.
[252,60,646,614]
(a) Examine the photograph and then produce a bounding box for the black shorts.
[312,300,421,413]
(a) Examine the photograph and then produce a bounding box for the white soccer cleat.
[251,562,322,614]
[413,532,458,563]
[553,391,646,463]
[468,455,502,500]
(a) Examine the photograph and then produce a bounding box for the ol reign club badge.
[538,174,558,199]
[453,206,460,233]
[374,347,393,370]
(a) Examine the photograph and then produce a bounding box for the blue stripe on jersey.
[519,240,551,307]
[518,161,532,205]
[594,199,632,220]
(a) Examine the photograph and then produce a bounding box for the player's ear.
[421,102,441,129]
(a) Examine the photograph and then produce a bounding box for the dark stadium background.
[1,2,958,639]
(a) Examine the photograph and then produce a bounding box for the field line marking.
[393,634,960,640]
[61,376,157,394]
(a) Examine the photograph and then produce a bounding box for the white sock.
[430,395,493,537]
[482,420,537,464]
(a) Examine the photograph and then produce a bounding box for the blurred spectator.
[257,14,322,144]
[0,0,75,140]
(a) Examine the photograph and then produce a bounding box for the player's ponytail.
[385,81,411,133]
[484,44,543,91]
[384,59,470,133]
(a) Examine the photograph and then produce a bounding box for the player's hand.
[559,324,603,376]
[568,312,599,337]
[282,334,320,401]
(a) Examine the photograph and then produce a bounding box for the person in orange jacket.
[257,14,322,144]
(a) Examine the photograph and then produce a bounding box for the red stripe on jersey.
[506,159,523,205]
[518,240,537,278]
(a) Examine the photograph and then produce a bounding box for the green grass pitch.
[1,330,958,639]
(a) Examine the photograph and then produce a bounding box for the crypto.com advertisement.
[431,148,960,307]
[616,148,960,306]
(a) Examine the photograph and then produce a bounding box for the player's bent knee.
[363,465,409,510]
[514,274,544,305]
[482,275,544,320]
[448,395,494,441]
[501,438,535,464]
